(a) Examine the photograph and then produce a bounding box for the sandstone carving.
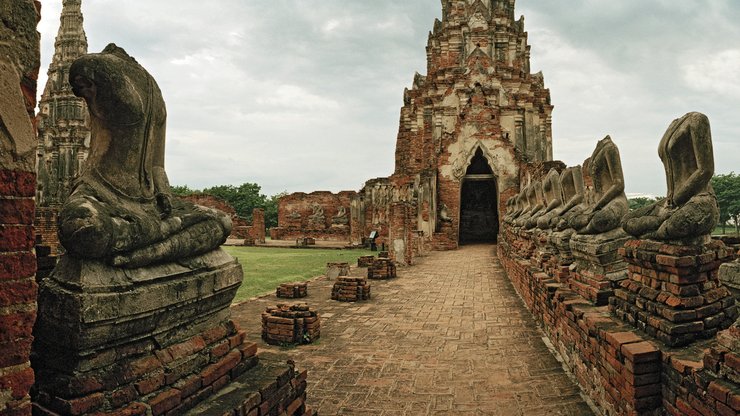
[308,202,325,227]
[569,137,628,234]
[288,210,301,220]
[439,203,453,223]
[536,168,564,229]
[332,205,349,225]
[622,112,718,242]
[58,44,231,268]
[524,181,546,229]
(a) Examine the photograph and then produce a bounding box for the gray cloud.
[38,0,739,197]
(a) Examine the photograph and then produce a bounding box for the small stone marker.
[326,262,350,279]
[262,303,320,345]
[276,282,308,299]
[332,276,371,302]
[357,255,374,267]
[368,258,397,279]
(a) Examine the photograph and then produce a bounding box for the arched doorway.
[459,148,498,244]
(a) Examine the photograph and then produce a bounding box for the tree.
[264,192,287,229]
[711,172,740,235]
[170,184,198,196]
[202,183,267,221]
[628,197,656,211]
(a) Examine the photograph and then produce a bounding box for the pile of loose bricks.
[368,258,397,280]
[331,277,371,302]
[276,282,308,299]
[262,304,320,345]
[357,255,374,267]
[612,239,737,346]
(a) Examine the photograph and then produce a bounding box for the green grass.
[223,246,374,303]
[712,226,739,236]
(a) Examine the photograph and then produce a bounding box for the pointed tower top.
[51,0,88,67]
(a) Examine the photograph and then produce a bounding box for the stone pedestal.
[611,239,737,346]
[532,230,555,270]
[368,258,397,280]
[331,277,371,302]
[276,282,308,299]
[357,255,374,267]
[550,229,576,282]
[569,228,630,305]
[719,257,740,301]
[325,262,350,279]
[261,304,320,346]
[32,249,264,416]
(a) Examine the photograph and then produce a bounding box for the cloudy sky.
[37,0,740,197]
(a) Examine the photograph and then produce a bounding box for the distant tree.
[202,183,267,221]
[711,172,740,235]
[264,192,287,229]
[170,184,198,196]
[628,197,656,211]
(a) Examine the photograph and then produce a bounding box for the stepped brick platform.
[325,262,350,279]
[261,304,320,346]
[368,258,397,280]
[184,353,314,416]
[276,282,308,299]
[611,239,737,346]
[357,255,374,267]
[331,277,371,302]
[569,229,630,305]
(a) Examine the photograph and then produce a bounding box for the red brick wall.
[34,207,60,255]
[0,1,40,415]
[181,195,268,242]
[274,191,355,242]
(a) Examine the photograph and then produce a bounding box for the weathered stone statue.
[524,181,546,229]
[308,203,325,227]
[332,205,349,225]
[553,166,586,230]
[511,186,530,226]
[59,44,231,268]
[569,136,629,234]
[536,168,564,229]
[439,203,453,223]
[622,112,718,241]
[517,181,544,228]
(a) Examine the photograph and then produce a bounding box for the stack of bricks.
[612,239,737,346]
[261,304,320,345]
[568,230,629,306]
[378,251,389,258]
[32,320,261,416]
[357,255,374,267]
[276,282,308,299]
[331,277,371,302]
[368,258,397,280]
[326,262,350,277]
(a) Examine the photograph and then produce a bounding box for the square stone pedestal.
[569,228,630,305]
[261,304,320,345]
[332,277,371,302]
[357,255,374,267]
[368,258,397,279]
[611,239,738,346]
[550,229,576,282]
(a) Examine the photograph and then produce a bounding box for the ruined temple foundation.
[368,258,397,280]
[261,304,320,346]
[569,229,630,306]
[33,250,308,415]
[612,239,737,346]
[331,277,371,302]
[276,282,308,299]
[357,255,374,268]
[550,229,577,282]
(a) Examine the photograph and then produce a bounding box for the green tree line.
[171,183,286,228]
[627,172,740,235]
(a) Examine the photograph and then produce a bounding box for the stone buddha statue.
[622,112,718,241]
[536,168,564,229]
[569,136,629,234]
[553,166,586,230]
[524,181,547,229]
[512,185,532,227]
[59,44,231,268]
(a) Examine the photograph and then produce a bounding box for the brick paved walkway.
[231,245,595,415]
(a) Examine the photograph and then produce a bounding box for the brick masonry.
[331,277,371,302]
[276,282,308,299]
[0,1,40,415]
[273,191,355,242]
[499,221,740,416]
[368,258,397,280]
[357,255,374,268]
[261,304,320,346]
[182,195,265,243]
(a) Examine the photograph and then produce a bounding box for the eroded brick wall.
[181,195,267,242]
[274,191,355,242]
[0,1,40,415]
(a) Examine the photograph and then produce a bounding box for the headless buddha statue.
[59,44,231,268]
[569,136,629,234]
[513,185,534,227]
[524,181,547,229]
[554,166,586,230]
[622,112,718,241]
[536,168,564,229]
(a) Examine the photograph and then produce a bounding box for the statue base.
[569,228,630,305]
[611,239,738,347]
[550,229,576,282]
[32,249,308,415]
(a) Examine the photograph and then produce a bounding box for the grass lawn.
[223,246,374,303]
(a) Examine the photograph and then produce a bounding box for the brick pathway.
[231,245,595,415]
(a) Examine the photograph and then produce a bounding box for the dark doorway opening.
[459,148,498,244]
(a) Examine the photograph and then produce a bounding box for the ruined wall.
[181,195,265,243]
[0,1,40,415]
[273,191,355,242]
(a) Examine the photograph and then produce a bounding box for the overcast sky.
[38,0,740,197]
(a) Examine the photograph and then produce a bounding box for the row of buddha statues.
[503,112,718,244]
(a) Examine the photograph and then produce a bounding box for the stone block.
[261,304,320,345]
[276,282,308,299]
[331,277,371,302]
[368,258,397,280]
